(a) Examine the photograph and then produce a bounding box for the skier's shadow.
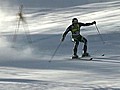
[93,56,120,64]
[93,59,120,64]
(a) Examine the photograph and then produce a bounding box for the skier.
[61,18,96,59]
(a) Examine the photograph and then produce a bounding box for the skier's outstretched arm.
[80,21,96,26]
[61,26,70,42]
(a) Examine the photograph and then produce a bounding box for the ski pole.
[95,24,105,56]
[49,41,62,62]
[95,24,105,44]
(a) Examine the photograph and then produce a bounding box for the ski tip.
[102,54,105,56]
[90,58,93,60]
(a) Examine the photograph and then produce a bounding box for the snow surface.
[0,0,120,89]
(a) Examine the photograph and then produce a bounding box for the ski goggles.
[72,20,78,24]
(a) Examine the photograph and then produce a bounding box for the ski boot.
[72,55,78,59]
[82,53,90,57]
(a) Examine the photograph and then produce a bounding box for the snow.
[0,0,120,89]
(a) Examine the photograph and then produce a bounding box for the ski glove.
[61,37,65,42]
[92,21,96,24]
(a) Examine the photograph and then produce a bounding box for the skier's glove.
[61,37,65,42]
[92,21,96,24]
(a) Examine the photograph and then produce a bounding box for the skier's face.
[72,20,78,25]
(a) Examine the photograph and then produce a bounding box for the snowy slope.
[0,0,114,8]
[0,0,120,89]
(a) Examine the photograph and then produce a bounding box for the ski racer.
[61,18,96,59]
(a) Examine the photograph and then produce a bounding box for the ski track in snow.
[0,0,120,89]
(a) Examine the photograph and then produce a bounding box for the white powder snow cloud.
[0,37,36,61]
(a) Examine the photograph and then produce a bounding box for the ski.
[66,55,110,61]
[73,57,93,61]
[66,56,93,61]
